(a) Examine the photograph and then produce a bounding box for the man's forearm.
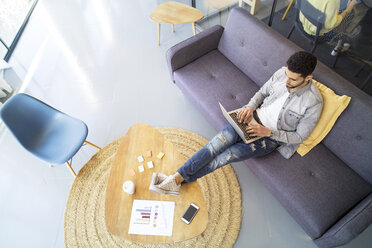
[340,2,356,18]
[271,129,305,144]
[245,91,264,110]
[245,67,285,109]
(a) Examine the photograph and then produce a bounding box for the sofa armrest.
[166,25,224,81]
[314,192,372,248]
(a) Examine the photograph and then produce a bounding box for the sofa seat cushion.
[245,144,372,239]
[174,49,259,131]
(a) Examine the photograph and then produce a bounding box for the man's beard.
[286,79,308,89]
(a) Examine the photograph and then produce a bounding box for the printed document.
[128,200,175,236]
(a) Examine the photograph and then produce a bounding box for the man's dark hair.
[286,51,317,78]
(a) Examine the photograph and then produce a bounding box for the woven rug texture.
[64,127,242,248]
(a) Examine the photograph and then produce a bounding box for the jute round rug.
[64,127,242,248]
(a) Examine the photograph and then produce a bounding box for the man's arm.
[340,0,358,19]
[245,72,277,110]
[238,67,285,123]
[271,101,323,144]
[246,67,286,109]
[324,0,357,31]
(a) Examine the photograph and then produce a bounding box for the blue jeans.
[177,124,279,183]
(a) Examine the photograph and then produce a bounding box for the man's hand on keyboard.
[237,106,254,124]
[246,124,271,137]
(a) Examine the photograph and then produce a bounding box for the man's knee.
[261,140,266,149]
[218,134,226,143]
[250,143,256,152]
[226,152,232,162]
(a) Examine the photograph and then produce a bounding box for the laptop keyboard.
[229,112,257,140]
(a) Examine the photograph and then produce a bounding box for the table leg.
[172,24,174,32]
[157,23,160,45]
[192,22,196,35]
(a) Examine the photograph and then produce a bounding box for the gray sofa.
[166,7,372,248]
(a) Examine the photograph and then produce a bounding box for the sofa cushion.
[174,49,259,130]
[218,8,301,88]
[297,80,351,156]
[245,144,372,239]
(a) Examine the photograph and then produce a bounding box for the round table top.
[150,1,204,24]
[105,123,208,243]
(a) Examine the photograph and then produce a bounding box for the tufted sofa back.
[218,8,372,185]
[218,8,301,88]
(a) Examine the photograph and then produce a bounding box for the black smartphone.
[181,203,199,224]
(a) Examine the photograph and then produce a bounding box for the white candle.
[123,180,135,194]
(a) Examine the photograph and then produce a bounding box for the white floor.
[0,0,371,247]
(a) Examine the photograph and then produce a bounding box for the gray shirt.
[246,67,323,159]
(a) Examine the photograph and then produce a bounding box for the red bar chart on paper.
[134,207,151,224]
[128,200,175,236]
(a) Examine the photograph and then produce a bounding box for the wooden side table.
[150,1,204,45]
[105,123,208,243]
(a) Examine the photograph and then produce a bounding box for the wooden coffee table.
[105,123,208,243]
[150,1,204,45]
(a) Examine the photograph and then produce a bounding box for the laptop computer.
[219,102,261,144]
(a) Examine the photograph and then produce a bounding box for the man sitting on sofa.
[151,51,323,195]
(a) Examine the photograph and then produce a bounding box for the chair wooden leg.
[84,140,101,150]
[66,161,77,177]
[157,23,160,46]
[282,0,294,21]
[64,141,100,178]
[238,0,257,15]
[249,0,257,15]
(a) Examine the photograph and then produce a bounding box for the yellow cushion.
[297,80,351,156]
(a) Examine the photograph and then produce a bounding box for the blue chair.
[0,93,101,177]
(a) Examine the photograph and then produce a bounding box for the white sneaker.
[341,43,350,52]
[331,43,351,56]
[331,48,338,56]
[149,173,168,194]
[150,174,181,195]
